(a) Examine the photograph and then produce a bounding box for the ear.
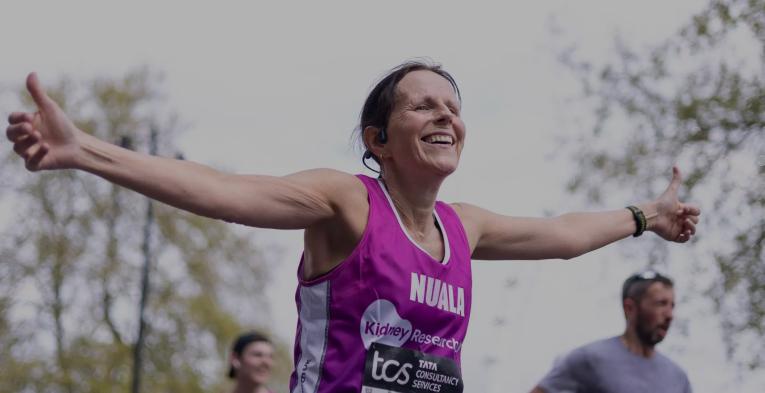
[230,354,241,369]
[362,126,387,159]
[623,298,637,319]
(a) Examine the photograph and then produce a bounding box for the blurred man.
[530,270,692,393]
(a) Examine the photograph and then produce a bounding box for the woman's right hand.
[6,72,83,171]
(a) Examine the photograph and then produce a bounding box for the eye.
[414,104,430,111]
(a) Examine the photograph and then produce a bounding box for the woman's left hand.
[648,166,701,243]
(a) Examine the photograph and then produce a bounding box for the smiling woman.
[229,332,275,393]
[4,59,700,392]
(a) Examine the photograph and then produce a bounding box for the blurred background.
[1,0,763,392]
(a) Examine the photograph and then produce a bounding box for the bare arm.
[454,166,700,260]
[6,73,361,230]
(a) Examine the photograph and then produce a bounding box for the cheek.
[651,311,665,323]
[244,357,263,368]
[453,122,466,140]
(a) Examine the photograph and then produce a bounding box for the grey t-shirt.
[538,336,692,393]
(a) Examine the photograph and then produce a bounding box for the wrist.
[637,202,659,232]
[74,132,113,171]
[626,203,659,237]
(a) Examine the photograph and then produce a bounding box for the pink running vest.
[289,175,472,393]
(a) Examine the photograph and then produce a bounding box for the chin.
[248,373,270,384]
[432,157,461,175]
[436,165,458,176]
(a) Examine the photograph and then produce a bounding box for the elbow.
[559,249,581,261]
[550,217,598,260]
[555,232,593,261]
[560,242,594,261]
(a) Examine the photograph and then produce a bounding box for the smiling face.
[377,70,465,178]
[232,340,274,385]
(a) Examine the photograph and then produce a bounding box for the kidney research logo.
[360,299,413,349]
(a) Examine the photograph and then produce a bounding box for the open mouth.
[421,134,454,145]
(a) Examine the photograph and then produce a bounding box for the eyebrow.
[418,95,461,107]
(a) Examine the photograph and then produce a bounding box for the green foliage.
[0,68,291,391]
[564,0,764,370]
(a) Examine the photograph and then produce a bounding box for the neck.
[232,380,267,393]
[380,171,443,238]
[621,329,655,358]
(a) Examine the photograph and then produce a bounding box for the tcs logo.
[370,349,412,385]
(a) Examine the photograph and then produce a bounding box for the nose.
[433,104,453,126]
[664,307,674,322]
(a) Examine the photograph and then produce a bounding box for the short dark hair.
[355,59,461,164]
[228,331,271,379]
[621,270,674,303]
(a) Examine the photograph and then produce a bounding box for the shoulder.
[449,202,486,231]
[285,168,363,188]
[285,168,367,202]
[449,202,480,219]
[654,351,691,380]
[559,337,620,368]
[565,340,602,363]
[544,339,607,372]
[581,336,625,358]
[537,342,597,392]
[586,336,621,351]
[447,202,485,248]
[546,338,615,376]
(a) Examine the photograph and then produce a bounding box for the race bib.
[361,343,463,393]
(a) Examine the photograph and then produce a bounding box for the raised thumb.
[26,72,53,110]
[669,165,682,191]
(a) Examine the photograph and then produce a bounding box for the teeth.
[423,134,453,144]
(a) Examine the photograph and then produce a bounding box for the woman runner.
[5,60,700,392]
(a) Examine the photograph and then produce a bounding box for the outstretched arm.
[455,166,700,260]
[5,73,360,230]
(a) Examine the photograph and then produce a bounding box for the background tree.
[561,0,764,371]
[0,68,291,392]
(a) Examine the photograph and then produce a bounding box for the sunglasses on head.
[622,269,669,299]
[631,270,660,281]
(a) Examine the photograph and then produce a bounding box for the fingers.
[684,218,696,236]
[13,133,39,157]
[675,202,700,217]
[8,120,45,165]
[8,112,33,125]
[25,142,49,171]
[26,72,53,111]
[683,204,701,216]
[11,132,49,171]
[6,122,35,142]
[655,170,700,244]
[672,216,697,243]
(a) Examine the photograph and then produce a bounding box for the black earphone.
[377,126,388,144]
[362,126,387,172]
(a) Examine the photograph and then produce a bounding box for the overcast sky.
[2,1,763,391]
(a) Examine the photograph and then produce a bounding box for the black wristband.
[626,205,646,237]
